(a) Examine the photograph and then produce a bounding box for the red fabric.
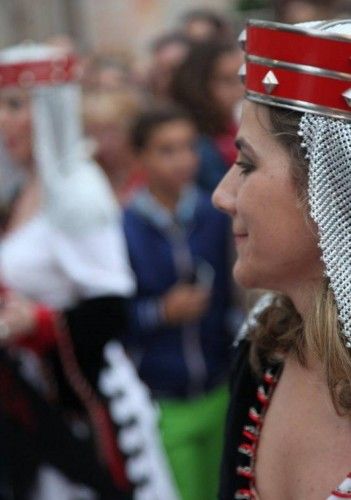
[330,492,351,499]
[0,362,37,432]
[56,322,131,492]
[119,165,148,205]
[16,306,58,355]
[93,404,131,491]
[214,122,238,168]
[248,23,351,74]
[0,55,79,89]
[247,61,351,115]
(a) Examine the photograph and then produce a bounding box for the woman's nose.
[212,167,237,216]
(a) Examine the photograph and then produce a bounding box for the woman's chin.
[233,262,259,289]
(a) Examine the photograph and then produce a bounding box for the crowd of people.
[0,1,350,500]
[0,7,244,500]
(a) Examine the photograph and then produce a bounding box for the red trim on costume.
[257,386,269,406]
[242,427,258,443]
[56,318,131,492]
[234,488,254,499]
[237,466,254,480]
[248,407,261,425]
[330,491,351,498]
[263,372,274,385]
[16,306,58,355]
[238,442,254,457]
[235,368,280,497]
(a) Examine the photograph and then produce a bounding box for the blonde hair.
[249,106,351,415]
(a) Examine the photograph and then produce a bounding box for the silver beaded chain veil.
[299,21,351,348]
[299,114,351,346]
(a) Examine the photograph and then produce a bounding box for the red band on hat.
[0,54,80,88]
[242,20,351,119]
[247,61,351,112]
[247,23,351,75]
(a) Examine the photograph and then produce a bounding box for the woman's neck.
[286,276,322,322]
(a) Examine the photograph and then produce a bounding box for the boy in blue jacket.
[123,105,240,500]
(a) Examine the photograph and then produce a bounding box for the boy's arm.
[128,284,210,335]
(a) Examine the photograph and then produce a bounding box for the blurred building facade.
[0,0,232,54]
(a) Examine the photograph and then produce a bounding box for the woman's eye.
[235,160,255,176]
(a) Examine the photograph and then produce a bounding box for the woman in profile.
[213,19,351,500]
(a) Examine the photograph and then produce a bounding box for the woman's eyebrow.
[235,137,257,159]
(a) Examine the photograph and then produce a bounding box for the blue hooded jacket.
[122,186,239,399]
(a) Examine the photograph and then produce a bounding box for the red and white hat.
[0,43,80,89]
[0,43,120,240]
[239,19,351,120]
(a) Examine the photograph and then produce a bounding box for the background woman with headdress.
[0,43,178,500]
[213,19,351,500]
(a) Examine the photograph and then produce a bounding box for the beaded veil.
[300,112,351,347]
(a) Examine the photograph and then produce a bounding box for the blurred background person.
[0,1,253,499]
[0,42,178,500]
[179,7,234,42]
[82,88,146,204]
[171,39,244,192]
[273,0,341,22]
[0,41,135,500]
[82,52,133,91]
[146,32,192,101]
[123,104,242,500]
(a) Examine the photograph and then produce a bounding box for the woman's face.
[0,88,33,166]
[212,101,323,294]
[209,50,244,116]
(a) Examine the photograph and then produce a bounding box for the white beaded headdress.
[240,19,351,347]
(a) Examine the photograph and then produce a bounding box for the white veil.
[0,43,135,303]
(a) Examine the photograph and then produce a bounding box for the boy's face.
[140,119,199,193]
